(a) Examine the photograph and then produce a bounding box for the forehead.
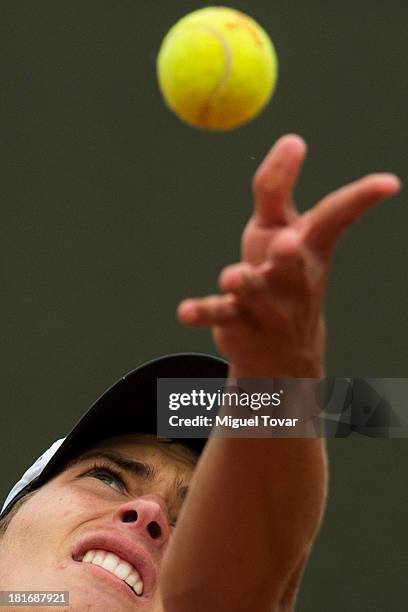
[83,434,198,473]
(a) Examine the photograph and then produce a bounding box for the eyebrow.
[66,449,189,500]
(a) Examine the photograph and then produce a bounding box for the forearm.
[160,435,328,612]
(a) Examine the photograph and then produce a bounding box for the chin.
[66,589,132,612]
[66,581,160,612]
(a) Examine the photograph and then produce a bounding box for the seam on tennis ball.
[185,24,232,127]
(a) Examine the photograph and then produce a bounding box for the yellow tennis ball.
[156,6,278,131]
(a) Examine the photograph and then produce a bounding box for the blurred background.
[0,1,407,609]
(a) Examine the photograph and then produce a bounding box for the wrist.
[228,361,325,380]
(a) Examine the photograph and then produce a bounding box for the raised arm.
[160,135,401,611]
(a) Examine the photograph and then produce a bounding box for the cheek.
[56,490,96,521]
[4,488,104,559]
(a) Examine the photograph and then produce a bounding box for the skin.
[0,434,196,612]
[159,134,402,611]
[0,134,401,612]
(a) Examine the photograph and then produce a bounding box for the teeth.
[113,561,132,581]
[82,550,95,563]
[80,549,144,596]
[101,552,120,573]
[124,574,137,588]
[93,550,105,566]
[134,580,143,596]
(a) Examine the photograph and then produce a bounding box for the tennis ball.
[156,6,278,131]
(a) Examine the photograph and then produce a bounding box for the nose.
[113,495,171,549]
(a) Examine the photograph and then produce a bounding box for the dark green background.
[1,2,407,610]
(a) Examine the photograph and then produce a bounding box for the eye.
[87,467,125,493]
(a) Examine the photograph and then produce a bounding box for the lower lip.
[75,560,143,604]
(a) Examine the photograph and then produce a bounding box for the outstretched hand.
[178,134,401,378]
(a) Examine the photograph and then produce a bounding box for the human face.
[0,434,197,611]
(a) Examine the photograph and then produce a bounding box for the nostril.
[147,521,161,539]
[122,510,138,523]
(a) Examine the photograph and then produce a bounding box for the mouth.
[76,549,143,598]
[71,531,157,601]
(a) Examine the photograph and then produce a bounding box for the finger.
[252,134,307,227]
[302,173,402,255]
[177,294,239,327]
[218,262,265,295]
[263,229,308,284]
[266,227,302,261]
[220,235,309,297]
[219,263,290,327]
